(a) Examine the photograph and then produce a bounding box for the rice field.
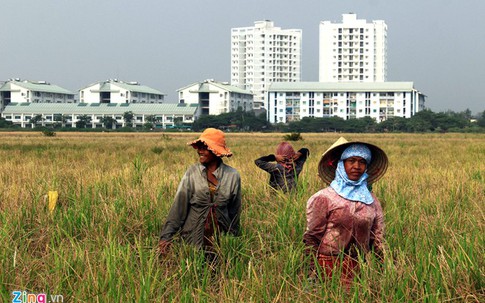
[0,131,483,302]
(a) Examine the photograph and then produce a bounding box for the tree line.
[1,108,484,133]
[192,108,485,133]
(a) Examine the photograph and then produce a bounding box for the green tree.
[192,109,271,131]
[53,114,70,128]
[174,117,183,126]
[30,114,43,127]
[123,111,134,127]
[144,115,161,129]
[100,116,116,129]
[462,108,473,120]
[0,117,13,128]
[477,111,485,127]
[408,109,472,132]
[407,110,435,132]
[76,114,92,128]
[377,117,409,132]
[343,117,377,133]
[237,111,271,131]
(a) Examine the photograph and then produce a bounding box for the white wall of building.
[231,21,302,110]
[178,89,199,106]
[268,83,425,123]
[104,84,126,103]
[79,80,164,104]
[7,83,29,103]
[319,13,387,83]
[0,80,75,105]
[178,80,253,117]
[79,83,102,103]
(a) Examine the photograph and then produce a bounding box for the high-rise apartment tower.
[231,20,302,110]
[319,13,387,82]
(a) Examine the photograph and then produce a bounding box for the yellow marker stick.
[48,191,58,214]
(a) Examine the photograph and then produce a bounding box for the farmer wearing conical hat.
[158,128,241,260]
[303,137,388,288]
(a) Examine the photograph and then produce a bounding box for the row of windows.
[337,34,368,40]
[80,91,163,99]
[336,41,368,47]
[337,62,367,67]
[278,107,405,114]
[232,34,299,39]
[278,92,404,97]
[24,92,74,99]
[334,55,368,60]
[231,49,300,57]
[232,41,299,46]
[295,102,406,108]
[30,100,77,103]
[232,61,299,67]
[335,48,368,54]
[4,115,193,122]
[337,68,366,72]
[338,75,367,80]
[337,28,367,34]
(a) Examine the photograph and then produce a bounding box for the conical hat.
[318,137,388,185]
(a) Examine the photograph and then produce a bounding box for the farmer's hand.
[275,154,286,162]
[157,240,171,257]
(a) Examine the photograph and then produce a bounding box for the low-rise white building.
[79,79,165,104]
[1,102,196,129]
[177,79,253,117]
[0,79,76,109]
[268,82,426,123]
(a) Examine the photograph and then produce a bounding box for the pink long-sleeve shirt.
[303,187,385,258]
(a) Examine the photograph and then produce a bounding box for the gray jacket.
[159,162,241,246]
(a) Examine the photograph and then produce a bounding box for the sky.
[1,0,484,114]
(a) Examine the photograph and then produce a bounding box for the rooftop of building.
[79,79,165,95]
[0,79,75,95]
[178,79,253,95]
[2,102,197,115]
[268,81,417,92]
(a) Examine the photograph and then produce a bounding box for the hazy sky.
[2,0,484,114]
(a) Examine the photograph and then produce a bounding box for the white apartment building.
[268,82,425,123]
[319,13,387,83]
[177,79,253,118]
[79,79,165,104]
[231,20,302,110]
[0,78,76,109]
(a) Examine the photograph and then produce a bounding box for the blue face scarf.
[330,144,374,204]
